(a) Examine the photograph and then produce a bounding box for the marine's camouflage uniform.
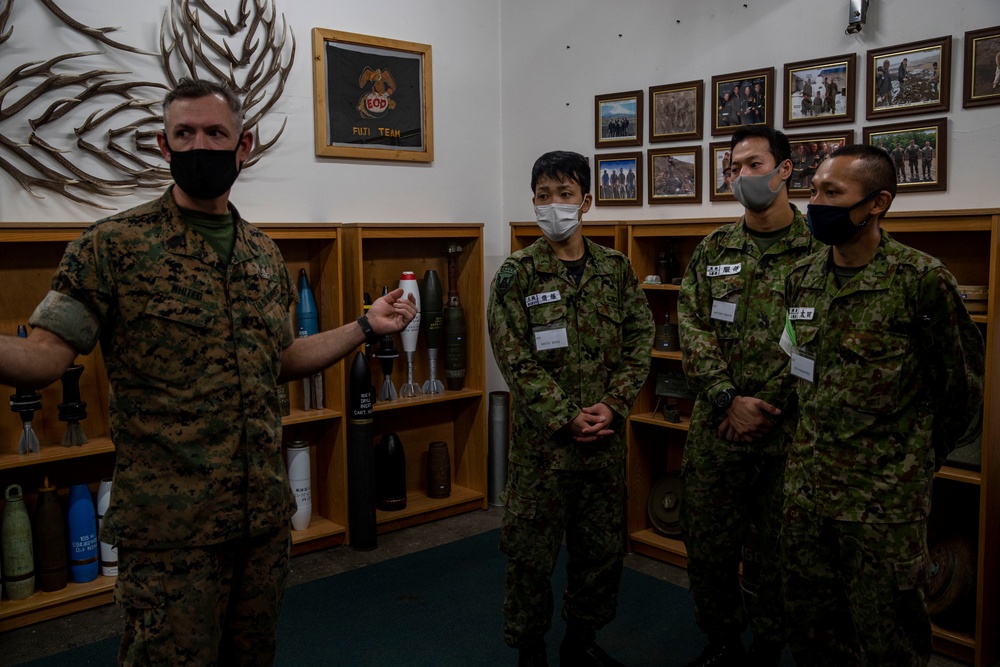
[677,206,814,647]
[487,236,653,647]
[29,189,297,664]
[782,230,985,666]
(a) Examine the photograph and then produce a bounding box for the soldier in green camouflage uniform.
[0,79,415,665]
[781,144,984,666]
[488,151,653,667]
[678,126,815,666]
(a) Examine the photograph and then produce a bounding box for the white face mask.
[534,203,582,242]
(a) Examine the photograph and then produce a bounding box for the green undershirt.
[179,206,236,266]
[748,224,791,253]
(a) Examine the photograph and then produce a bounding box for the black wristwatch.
[712,388,738,410]
[356,315,380,346]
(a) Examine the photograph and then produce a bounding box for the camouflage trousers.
[680,448,787,645]
[114,524,291,666]
[782,503,931,666]
[500,461,625,647]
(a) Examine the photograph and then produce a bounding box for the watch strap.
[356,315,380,345]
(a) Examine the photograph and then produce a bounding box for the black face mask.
[166,140,242,200]
[806,190,881,246]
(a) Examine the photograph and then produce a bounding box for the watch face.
[714,390,733,408]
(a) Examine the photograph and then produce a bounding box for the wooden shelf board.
[372,388,482,412]
[282,408,343,426]
[290,516,346,545]
[651,350,683,361]
[932,624,976,663]
[0,575,115,632]
[376,484,483,525]
[631,412,691,432]
[629,528,688,568]
[0,437,115,470]
[641,283,681,291]
[935,466,982,485]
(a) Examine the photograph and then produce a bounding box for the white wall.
[2,1,998,394]
[499,0,1000,227]
[0,1,504,234]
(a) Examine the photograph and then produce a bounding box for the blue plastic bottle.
[67,483,98,583]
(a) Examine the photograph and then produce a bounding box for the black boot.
[559,626,625,667]
[518,638,548,667]
[747,638,783,666]
[685,639,746,667]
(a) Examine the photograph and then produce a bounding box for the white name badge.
[706,263,742,277]
[525,290,561,308]
[711,299,737,323]
[790,349,815,382]
[788,307,815,321]
[534,327,569,351]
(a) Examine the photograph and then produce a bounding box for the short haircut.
[829,143,898,202]
[163,78,244,130]
[531,151,591,194]
[730,125,791,167]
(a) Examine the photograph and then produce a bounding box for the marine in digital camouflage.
[781,229,985,665]
[29,188,298,549]
[487,235,653,646]
[115,524,290,665]
[676,205,815,646]
[783,229,985,523]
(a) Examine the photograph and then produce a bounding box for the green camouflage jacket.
[783,230,985,522]
[678,206,815,455]
[488,236,653,470]
[30,189,297,548]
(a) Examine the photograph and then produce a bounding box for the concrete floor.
[3,507,967,666]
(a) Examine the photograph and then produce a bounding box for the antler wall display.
[0,0,295,209]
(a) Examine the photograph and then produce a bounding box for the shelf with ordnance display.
[340,223,487,541]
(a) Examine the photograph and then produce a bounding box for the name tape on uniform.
[706,263,742,277]
[788,307,815,320]
[525,291,561,308]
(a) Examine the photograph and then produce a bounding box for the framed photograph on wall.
[648,146,702,205]
[866,36,951,120]
[710,67,774,136]
[311,28,433,162]
[863,118,947,193]
[783,54,856,129]
[648,80,703,143]
[708,141,735,202]
[595,152,643,206]
[785,130,855,198]
[595,91,643,149]
[963,25,1000,109]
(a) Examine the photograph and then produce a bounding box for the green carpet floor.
[21,528,794,665]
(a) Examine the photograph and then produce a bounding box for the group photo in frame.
[864,117,947,193]
[595,152,643,206]
[710,67,774,136]
[311,28,433,162]
[783,54,856,129]
[647,146,702,205]
[595,91,643,149]
[708,141,735,202]
[962,25,1000,108]
[786,130,855,198]
[648,80,703,143]
[866,36,951,120]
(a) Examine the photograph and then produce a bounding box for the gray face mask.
[731,164,784,212]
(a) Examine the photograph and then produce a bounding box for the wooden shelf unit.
[611,210,1000,666]
[340,223,488,543]
[0,222,349,631]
